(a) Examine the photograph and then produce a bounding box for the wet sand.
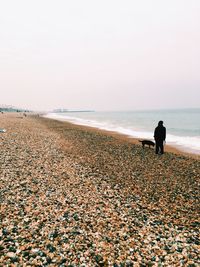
[0,113,199,266]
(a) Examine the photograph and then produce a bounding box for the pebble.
[6,252,16,258]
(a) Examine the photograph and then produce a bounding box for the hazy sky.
[1,0,200,111]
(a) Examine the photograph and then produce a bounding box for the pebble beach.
[0,113,199,266]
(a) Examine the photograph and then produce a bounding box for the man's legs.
[155,140,164,154]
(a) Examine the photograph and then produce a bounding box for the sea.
[45,108,200,155]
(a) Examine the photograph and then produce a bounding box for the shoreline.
[0,113,199,265]
[44,114,200,160]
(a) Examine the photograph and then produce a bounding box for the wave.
[44,113,200,155]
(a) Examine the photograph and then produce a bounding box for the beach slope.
[0,114,199,266]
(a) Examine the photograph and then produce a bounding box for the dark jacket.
[154,125,166,141]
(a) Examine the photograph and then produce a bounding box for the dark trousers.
[155,139,164,154]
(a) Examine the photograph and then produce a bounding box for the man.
[154,121,166,154]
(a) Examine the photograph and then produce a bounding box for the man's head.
[158,121,163,126]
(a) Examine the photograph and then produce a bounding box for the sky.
[0,0,200,111]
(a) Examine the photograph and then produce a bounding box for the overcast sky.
[0,0,200,111]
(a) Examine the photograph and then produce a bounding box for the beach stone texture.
[0,114,199,266]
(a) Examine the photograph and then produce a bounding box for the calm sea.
[46,109,200,154]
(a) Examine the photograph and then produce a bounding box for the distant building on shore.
[52,108,94,113]
[53,108,69,113]
[0,105,31,113]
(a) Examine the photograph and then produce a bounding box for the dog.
[139,140,155,148]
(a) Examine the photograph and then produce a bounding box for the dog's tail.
[138,140,142,142]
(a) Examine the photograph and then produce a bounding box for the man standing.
[154,121,166,154]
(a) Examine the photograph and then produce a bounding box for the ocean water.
[45,109,200,154]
